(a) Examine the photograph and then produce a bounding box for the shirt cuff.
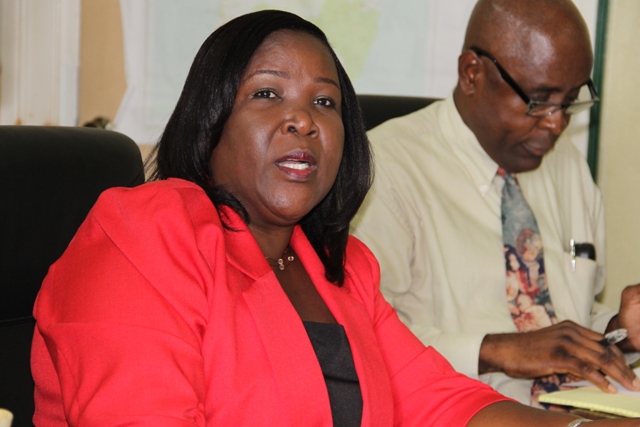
[427,331,486,378]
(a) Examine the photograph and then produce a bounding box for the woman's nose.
[281,105,318,136]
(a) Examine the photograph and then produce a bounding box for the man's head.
[453,0,595,173]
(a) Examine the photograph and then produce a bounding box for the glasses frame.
[469,46,599,117]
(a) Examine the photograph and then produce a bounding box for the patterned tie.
[499,168,567,409]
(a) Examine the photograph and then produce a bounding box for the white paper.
[564,367,640,396]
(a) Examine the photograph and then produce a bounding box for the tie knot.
[497,168,518,183]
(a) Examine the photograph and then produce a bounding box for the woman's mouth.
[278,160,311,170]
[275,151,317,178]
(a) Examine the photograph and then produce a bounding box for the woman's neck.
[248,222,295,261]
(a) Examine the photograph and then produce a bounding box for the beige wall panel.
[598,0,640,310]
[78,0,126,126]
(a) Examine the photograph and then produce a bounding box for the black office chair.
[0,126,145,427]
[356,94,439,131]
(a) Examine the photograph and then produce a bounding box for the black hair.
[147,9,372,286]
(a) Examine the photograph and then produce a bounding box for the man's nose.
[538,109,570,136]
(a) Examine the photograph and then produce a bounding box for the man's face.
[472,35,593,173]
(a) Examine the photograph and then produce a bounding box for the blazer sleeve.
[345,237,510,426]
[32,183,219,426]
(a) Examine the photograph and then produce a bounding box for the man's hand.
[479,320,640,393]
[607,284,640,352]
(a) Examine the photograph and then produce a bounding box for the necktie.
[499,168,566,409]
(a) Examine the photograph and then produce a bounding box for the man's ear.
[457,50,481,96]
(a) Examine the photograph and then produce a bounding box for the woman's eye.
[251,89,277,99]
[314,97,335,108]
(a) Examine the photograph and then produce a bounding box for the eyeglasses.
[469,47,599,117]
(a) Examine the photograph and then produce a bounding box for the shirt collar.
[439,92,501,196]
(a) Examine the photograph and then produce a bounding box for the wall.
[78,0,126,126]
[0,0,80,126]
[78,1,157,160]
[77,1,639,310]
[597,0,640,310]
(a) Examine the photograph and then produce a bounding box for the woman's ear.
[457,50,482,96]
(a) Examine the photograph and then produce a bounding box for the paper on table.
[538,368,640,418]
[563,367,640,395]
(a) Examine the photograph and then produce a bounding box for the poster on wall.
[115,0,597,152]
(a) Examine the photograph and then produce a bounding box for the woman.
[31,10,636,427]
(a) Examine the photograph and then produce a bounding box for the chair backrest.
[356,94,439,131]
[0,126,145,427]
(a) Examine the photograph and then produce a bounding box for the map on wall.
[116,0,476,144]
[116,0,597,151]
[146,0,460,116]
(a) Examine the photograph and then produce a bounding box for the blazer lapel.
[241,277,332,426]
[222,209,333,426]
[291,228,394,426]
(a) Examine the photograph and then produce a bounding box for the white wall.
[0,0,80,126]
[597,0,640,310]
[112,0,598,149]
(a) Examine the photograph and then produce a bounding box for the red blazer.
[32,179,506,426]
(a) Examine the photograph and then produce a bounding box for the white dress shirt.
[351,94,615,404]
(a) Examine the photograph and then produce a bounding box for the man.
[351,0,640,406]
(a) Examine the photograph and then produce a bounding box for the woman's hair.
[147,9,372,287]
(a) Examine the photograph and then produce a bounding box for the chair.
[0,126,145,427]
[356,94,439,131]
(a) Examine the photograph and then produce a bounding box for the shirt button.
[479,184,488,193]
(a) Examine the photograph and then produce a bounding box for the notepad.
[539,368,640,418]
[538,388,640,418]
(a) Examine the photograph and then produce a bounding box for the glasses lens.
[565,101,595,115]
[527,83,598,117]
[565,83,598,115]
[527,103,560,117]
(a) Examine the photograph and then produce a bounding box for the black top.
[303,321,363,427]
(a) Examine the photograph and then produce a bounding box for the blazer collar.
[218,206,274,281]
[219,206,390,425]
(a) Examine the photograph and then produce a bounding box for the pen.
[598,328,627,346]
[570,238,576,271]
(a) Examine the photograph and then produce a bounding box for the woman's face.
[210,30,344,230]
